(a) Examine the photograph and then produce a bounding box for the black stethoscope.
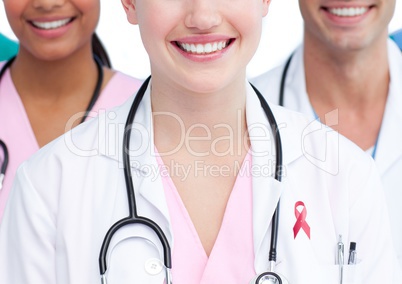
[0,56,104,190]
[278,53,294,108]
[99,77,287,284]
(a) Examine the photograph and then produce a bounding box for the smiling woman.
[0,0,142,221]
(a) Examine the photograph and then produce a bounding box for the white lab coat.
[251,39,402,270]
[0,83,400,284]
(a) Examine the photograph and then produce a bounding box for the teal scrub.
[390,29,402,51]
[0,33,18,61]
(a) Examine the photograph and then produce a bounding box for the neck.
[10,46,98,102]
[302,34,390,150]
[303,35,390,107]
[151,74,249,157]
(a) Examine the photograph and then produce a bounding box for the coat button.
[144,258,163,275]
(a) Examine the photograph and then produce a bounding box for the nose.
[184,0,222,30]
[32,0,66,11]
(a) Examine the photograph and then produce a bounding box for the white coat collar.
[373,39,402,174]
[285,45,317,119]
[291,40,402,174]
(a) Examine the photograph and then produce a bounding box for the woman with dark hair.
[0,0,142,221]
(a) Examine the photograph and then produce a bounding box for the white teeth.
[179,40,230,54]
[329,7,368,17]
[32,18,71,30]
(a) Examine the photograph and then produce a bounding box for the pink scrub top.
[157,151,256,283]
[0,61,142,221]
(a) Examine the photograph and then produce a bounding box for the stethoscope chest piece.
[252,272,290,284]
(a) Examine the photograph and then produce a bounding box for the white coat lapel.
[99,81,172,229]
[246,84,304,271]
[374,41,402,175]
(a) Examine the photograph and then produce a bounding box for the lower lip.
[29,20,74,39]
[172,41,233,63]
[322,8,371,26]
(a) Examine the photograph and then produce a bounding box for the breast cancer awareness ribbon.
[293,201,311,239]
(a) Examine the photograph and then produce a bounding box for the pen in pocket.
[337,235,344,284]
[348,242,357,265]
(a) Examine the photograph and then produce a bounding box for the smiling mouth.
[324,6,373,17]
[30,18,75,30]
[175,39,233,55]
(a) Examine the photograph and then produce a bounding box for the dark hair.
[92,33,112,68]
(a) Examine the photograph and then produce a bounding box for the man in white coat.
[252,0,402,269]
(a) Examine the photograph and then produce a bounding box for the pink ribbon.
[293,201,311,239]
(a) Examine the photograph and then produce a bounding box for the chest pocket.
[315,262,362,284]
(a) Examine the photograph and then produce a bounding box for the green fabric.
[0,33,18,61]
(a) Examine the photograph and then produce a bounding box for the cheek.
[235,9,262,41]
[137,5,177,53]
[74,0,101,38]
[73,0,101,22]
[73,0,100,9]
[139,21,167,60]
[3,1,26,36]
[3,1,25,20]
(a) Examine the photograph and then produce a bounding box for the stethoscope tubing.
[278,53,294,108]
[0,140,8,189]
[98,77,172,278]
[251,84,283,269]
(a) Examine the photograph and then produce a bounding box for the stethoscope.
[99,76,287,284]
[0,55,104,190]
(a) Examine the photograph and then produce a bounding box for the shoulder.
[102,68,143,94]
[95,70,144,109]
[250,64,284,103]
[250,46,302,105]
[21,96,133,185]
[107,70,143,90]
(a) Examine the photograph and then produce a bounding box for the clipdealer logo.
[63,109,277,159]
[301,109,339,176]
[63,108,340,176]
[128,158,284,182]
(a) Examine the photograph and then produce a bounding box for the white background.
[1,0,401,79]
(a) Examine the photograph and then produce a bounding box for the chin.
[173,72,226,93]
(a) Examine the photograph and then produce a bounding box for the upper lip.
[173,34,234,44]
[321,2,374,9]
[27,16,75,23]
